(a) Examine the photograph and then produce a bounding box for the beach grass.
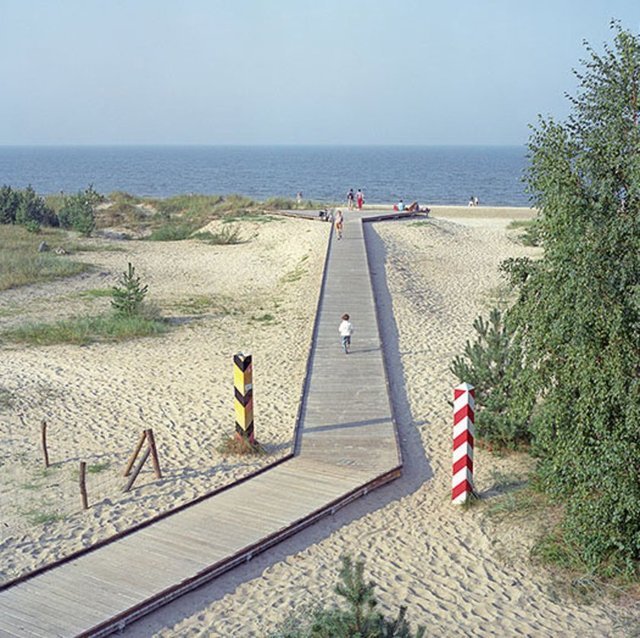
[192,225,242,245]
[1,314,168,346]
[0,225,92,290]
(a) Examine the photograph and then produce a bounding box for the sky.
[1,0,639,146]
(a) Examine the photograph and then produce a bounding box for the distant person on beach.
[356,189,364,210]
[397,199,405,211]
[347,188,355,210]
[474,195,479,206]
[334,209,344,239]
[407,201,420,212]
[338,313,354,354]
[468,196,475,207]
[296,192,303,204]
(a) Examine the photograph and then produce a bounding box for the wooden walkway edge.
[0,209,414,637]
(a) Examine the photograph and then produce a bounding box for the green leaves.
[454,22,640,575]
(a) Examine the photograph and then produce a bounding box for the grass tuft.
[1,314,168,346]
[217,435,266,456]
[24,509,64,526]
[192,225,242,245]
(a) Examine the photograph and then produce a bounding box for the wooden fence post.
[123,431,147,477]
[41,419,50,468]
[79,461,89,510]
[145,428,162,479]
[123,429,162,492]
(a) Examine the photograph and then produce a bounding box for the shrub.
[147,223,197,241]
[193,225,242,245]
[58,187,97,236]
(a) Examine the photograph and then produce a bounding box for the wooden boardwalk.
[0,209,415,637]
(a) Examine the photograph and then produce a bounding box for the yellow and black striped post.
[233,353,255,443]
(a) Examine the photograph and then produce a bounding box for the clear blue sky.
[1,0,639,146]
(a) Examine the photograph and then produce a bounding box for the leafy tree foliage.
[454,22,640,575]
[0,185,58,228]
[269,556,425,638]
[111,263,148,318]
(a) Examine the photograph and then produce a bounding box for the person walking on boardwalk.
[334,209,344,239]
[338,313,354,354]
[356,189,364,210]
[347,188,355,210]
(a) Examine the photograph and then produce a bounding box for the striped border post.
[234,353,255,443]
[452,382,475,504]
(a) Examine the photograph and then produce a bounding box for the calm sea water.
[0,145,530,207]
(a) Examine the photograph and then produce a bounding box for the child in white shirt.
[338,313,353,354]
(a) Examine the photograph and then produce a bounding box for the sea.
[0,145,530,207]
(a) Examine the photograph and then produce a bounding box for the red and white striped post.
[452,382,475,504]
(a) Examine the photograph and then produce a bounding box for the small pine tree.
[58,187,96,236]
[451,308,534,448]
[111,263,148,317]
[269,556,425,638]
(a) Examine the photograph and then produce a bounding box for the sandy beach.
[1,207,638,636]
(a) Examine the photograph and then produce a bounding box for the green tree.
[451,308,534,448]
[0,185,20,224]
[15,185,58,228]
[58,186,99,235]
[475,22,640,575]
[111,263,148,318]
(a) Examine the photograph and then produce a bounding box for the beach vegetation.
[217,434,266,456]
[192,225,242,245]
[280,261,307,284]
[24,509,64,526]
[507,219,541,246]
[1,314,168,346]
[111,263,148,318]
[268,555,425,638]
[263,196,317,210]
[15,186,59,228]
[252,313,276,324]
[454,22,640,577]
[147,223,198,241]
[0,225,91,290]
[77,288,113,299]
[87,462,110,474]
[451,308,533,449]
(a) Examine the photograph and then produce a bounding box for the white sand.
[2,209,638,636]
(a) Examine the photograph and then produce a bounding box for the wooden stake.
[41,419,50,468]
[79,461,89,510]
[145,428,162,479]
[124,447,150,493]
[123,430,147,477]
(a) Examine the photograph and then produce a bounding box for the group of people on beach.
[346,188,364,210]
